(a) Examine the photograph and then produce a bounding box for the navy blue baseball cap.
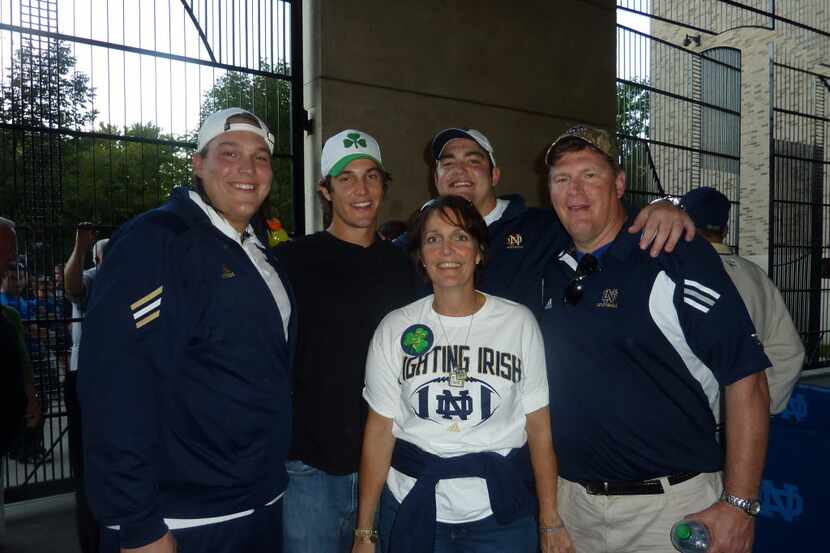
[431,128,497,167]
[681,187,731,232]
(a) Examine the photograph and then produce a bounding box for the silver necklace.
[434,295,479,388]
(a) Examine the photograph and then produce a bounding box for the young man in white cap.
[274,129,417,553]
[64,224,109,553]
[425,128,695,317]
[79,107,295,553]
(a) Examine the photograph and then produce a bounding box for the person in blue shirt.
[0,261,34,320]
[79,108,295,553]
[541,126,771,553]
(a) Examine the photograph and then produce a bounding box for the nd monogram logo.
[779,393,808,423]
[505,233,523,249]
[596,288,619,308]
[412,379,499,423]
[436,390,473,420]
[759,480,803,522]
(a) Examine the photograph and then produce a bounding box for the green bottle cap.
[675,523,692,540]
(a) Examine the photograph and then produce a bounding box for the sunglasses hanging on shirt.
[563,253,600,306]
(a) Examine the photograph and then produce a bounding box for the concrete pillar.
[302,0,618,232]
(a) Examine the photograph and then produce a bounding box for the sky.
[0,1,649,136]
[0,0,291,137]
[617,5,652,82]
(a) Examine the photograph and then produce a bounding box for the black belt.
[577,472,699,496]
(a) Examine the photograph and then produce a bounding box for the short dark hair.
[547,138,622,175]
[433,144,495,174]
[407,195,488,284]
[317,168,393,225]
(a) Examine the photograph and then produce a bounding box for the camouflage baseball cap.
[544,125,618,166]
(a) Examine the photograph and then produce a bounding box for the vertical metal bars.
[770,64,830,370]
[616,24,741,241]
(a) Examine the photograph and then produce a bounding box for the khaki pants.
[558,472,722,553]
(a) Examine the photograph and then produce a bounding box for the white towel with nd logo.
[363,293,549,524]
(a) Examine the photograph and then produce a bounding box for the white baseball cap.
[197,107,275,154]
[431,128,497,167]
[321,129,384,177]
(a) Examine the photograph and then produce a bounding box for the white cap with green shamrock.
[321,129,384,177]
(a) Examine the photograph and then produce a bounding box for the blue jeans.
[282,460,358,553]
[378,486,538,553]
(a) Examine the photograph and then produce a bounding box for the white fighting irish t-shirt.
[363,293,549,524]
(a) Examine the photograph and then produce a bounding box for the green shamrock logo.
[401,324,434,356]
[343,132,368,149]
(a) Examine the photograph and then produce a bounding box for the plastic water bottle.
[670,521,710,552]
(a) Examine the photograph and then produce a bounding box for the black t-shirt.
[274,231,418,474]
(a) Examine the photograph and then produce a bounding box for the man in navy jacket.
[79,108,295,553]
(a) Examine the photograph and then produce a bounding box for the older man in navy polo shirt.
[541,126,771,553]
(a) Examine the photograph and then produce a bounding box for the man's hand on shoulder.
[628,200,695,257]
[685,501,755,553]
[122,531,176,553]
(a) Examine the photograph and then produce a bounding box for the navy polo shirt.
[541,225,770,482]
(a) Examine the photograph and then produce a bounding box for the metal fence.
[616,24,742,248]
[1,0,303,502]
[617,0,829,371]
[770,63,830,370]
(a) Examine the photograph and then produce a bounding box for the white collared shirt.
[189,190,291,340]
[483,198,510,226]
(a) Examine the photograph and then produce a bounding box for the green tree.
[0,40,191,239]
[198,64,295,231]
[616,77,650,140]
[0,41,97,129]
[0,40,99,229]
[60,122,191,226]
[616,78,661,206]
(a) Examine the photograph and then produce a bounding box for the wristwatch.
[649,194,685,211]
[721,491,761,516]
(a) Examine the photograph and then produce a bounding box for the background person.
[79,108,295,553]
[0,259,33,320]
[681,186,804,415]
[0,217,31,542]
[353,196,573,553]
[0,218,42,453]
[64,224,109,553]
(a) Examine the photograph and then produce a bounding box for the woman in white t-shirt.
[351,196,574,553]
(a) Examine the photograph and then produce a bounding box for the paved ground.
[1,493,79,553]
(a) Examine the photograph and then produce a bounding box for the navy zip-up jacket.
[480,194,566,318]
[78,187,296,548]
[399,194,567,319]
